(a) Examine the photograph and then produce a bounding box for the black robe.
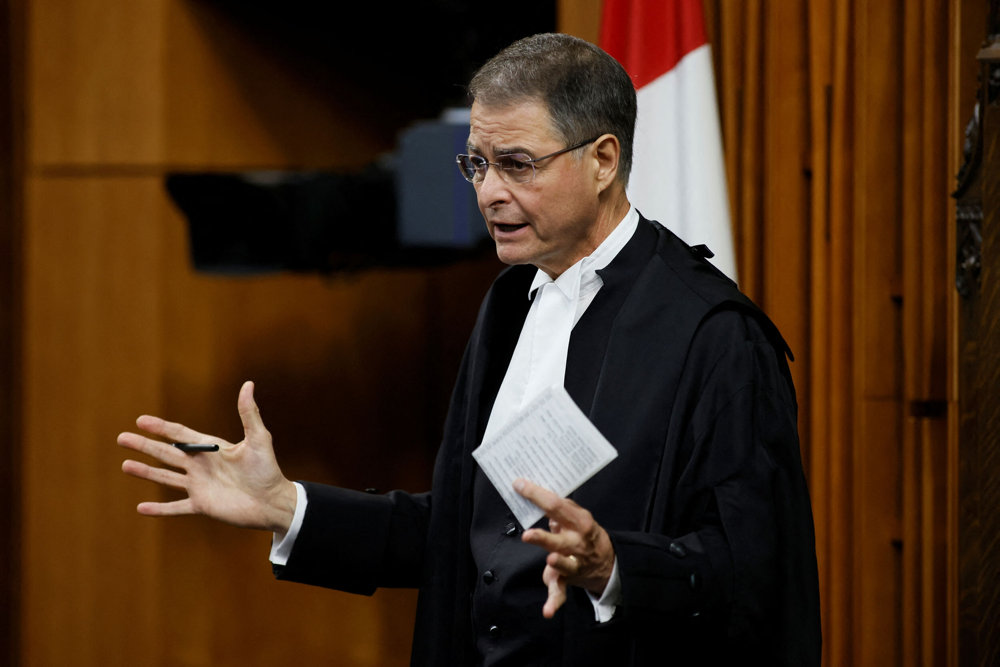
[275,217,821,666]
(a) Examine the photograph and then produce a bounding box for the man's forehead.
[467,98,558,152]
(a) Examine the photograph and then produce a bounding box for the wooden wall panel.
[28,0,165,166]
[15,0,503,664]
[135,223,498,667]
[852,5,907,663]
[28,0,405,171]
[14,174,499,663]
[761,0,812,467]
[801,0,840,657]
[726,0,765,299]
[161,2,400,169]
[822,3,858,661]
[20,176,166,665]
[709,0,959,661]
[0,0,24,662]
[902,1,951,665]
[853,397,903,666]
[557,0,602,44]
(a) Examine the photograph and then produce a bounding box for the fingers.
[136,498,196,517]
[514,478,588,530]
[514,478,592,555]
[523,527,572,555]
[536,548,586,589]
[541,565,567,618]
[122,385,246,459]
[117,431,188,467]
[121,456,199,518]
[121,458,188,490]
[237,380,267,442]
[513,478,561,512]
[134,414,211,448]
[548,552,580,575]
[513,478,616,602]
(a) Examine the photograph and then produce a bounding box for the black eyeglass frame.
[455,135,602,184]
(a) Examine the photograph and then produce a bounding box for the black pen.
[172,443,220,453]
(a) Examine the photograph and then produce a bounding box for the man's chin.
[493,243,533,267]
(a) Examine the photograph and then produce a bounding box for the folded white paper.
[472,385,618,528]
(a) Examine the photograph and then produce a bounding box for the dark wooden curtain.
[702,1,980,664]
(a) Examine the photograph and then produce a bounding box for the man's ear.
[593,134,622,192]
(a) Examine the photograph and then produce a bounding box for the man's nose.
[476,164,511,208]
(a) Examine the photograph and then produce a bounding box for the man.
[119,33,820,666]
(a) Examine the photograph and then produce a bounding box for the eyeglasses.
[456,136,601,185]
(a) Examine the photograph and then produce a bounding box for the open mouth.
[494,223,528,234]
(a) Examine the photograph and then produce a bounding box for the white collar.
[527,206,640,302]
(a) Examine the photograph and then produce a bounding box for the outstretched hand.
[118,381,298,534]
[514,478,616,618]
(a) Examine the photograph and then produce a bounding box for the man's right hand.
[118,380,298,535]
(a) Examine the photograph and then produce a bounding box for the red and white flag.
[601,0,736,281]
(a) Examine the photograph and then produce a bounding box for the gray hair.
[468,33,637,185]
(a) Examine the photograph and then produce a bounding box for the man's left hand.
[514,478,616,618]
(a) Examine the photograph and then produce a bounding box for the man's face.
[467,99,604,277]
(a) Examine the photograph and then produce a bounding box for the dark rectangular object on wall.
[396,110,488,249]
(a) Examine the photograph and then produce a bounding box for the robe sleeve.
[607,308,820,661]
[272,485,432,594]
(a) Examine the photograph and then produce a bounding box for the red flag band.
[601,0,737,281]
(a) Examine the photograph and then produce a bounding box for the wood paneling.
[28,0,166,166]
[0,0,24,662]
[16,176,499,665]
[13,0,503,664]
[21,176,166,665]
[27,0,405,171]
[161,1,401,169]
[557,0,602,43]
[561,0,960,664]
[901,2,951,666]
[706,0,958,661]
[852,7,907,663]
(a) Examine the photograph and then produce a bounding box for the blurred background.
[0,0,995,665]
